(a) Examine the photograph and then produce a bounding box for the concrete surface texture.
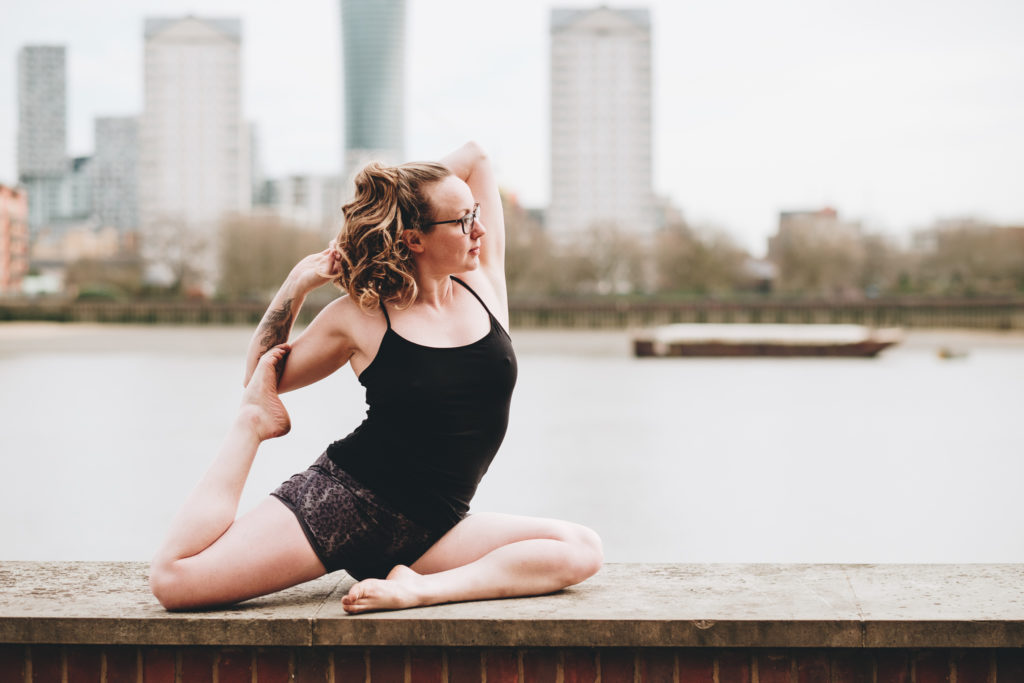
[1,563,1022,648]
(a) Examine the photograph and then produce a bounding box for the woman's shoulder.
[453,270,509,327]
[309,293,390,369]
[321,294,387,333]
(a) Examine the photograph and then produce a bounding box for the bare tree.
[218,215,327,301]
[142,217,212,297]
[655,220,749,296]
[915,220,1024,295]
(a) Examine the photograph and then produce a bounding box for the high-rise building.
[17,46,67,178]
[60,156,94,222]
[0,185,30,294]
[548,7,655,236]
[340,0,406,178]
[140,16,250,289]
[17,45,68,232]
[261,174,344,237]
[92,117,139,234]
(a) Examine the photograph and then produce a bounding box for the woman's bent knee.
[148,560,185,610]
[149,559,208,611]
[562,524,603,585]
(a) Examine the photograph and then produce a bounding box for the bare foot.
[342,565,426,614]
[240,344,291,440]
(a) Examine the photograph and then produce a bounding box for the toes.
[343,581,370,604]
[261,344,290,367]
[343,601,366,614]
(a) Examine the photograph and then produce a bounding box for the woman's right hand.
[285,245,341,295]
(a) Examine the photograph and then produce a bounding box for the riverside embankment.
[2,562,1023,682]
[2,296,1024,329]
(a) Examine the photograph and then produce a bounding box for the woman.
[149,142,603,613]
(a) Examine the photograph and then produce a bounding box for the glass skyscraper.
[340,0,406,177]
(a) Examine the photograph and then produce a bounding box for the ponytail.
[332,161,451,311]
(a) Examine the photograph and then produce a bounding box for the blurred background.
[1,1,1022,564]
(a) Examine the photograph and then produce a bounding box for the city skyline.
[3,0,1023,253]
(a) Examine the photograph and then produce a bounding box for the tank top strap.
[450,276,495,321]
[379,299,392,329]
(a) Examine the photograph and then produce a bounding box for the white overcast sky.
[4,0,1023,254]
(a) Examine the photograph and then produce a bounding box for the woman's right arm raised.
[243,248,349,390]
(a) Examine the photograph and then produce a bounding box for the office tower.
[63,156,94,221]
[17,46,68,232]
[248,121,263,207]
[140,16,251,289]
[263,174,344,236]
[92,117,139,234]
[340,0,406,178]
[17,46,66,178]
[548,7,655,236]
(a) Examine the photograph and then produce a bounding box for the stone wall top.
[1,563,1023,648]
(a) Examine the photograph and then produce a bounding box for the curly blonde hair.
[331,161,452,311]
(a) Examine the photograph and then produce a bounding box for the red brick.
[368,648,404,682]
[600,649,636,683]
[255,648,291,683]
[522,649,558,683]
[0,645,26,683]
[639,649,674,683]
[997,649,1024,682]
[953,650,992,683]
[874,651,908,683]
[562,648,597,683]
[65,647,101,683]
[795,651,829,683]
[30,646,62,683]
[333,648,366,683]
[677,649,714,683]
[485,649,518,683]
[409,648,443,683]
[717,650,751,683]
[447,648,481,683]
[104,646,139,683]
[914,650,950,683]
[141,647,176,683]
[830,651,871,683]
[179,648,215,683]
[294,648,329,683]
[757,652,791,683]
[218,648,252,683]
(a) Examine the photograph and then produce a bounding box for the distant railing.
[508,297,1024,330]
[2,297,1023,329]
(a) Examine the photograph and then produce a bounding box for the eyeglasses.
[426,202,480,234]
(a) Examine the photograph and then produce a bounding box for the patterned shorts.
[271,452,446,580]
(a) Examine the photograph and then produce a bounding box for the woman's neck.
[414,273,455,309]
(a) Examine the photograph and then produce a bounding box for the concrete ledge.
[2,563,1023,648]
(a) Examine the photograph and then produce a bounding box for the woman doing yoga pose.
[149,142,603,613]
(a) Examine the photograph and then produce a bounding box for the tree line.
[56,197,1024,302]
[504,198,1024,300]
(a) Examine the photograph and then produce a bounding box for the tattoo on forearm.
[257,298,294,351]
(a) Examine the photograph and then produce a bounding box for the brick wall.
[2,645,1023,683]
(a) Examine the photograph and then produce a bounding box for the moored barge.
[633,324,903,358]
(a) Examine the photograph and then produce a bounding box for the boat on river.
[633,324,903,358]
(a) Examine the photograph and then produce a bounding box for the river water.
[1,323,1022,563]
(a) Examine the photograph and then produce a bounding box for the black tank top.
[326,277,518,532]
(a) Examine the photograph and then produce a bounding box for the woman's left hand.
[285,246,341,295]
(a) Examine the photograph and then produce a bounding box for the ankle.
[233,407,266,440]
